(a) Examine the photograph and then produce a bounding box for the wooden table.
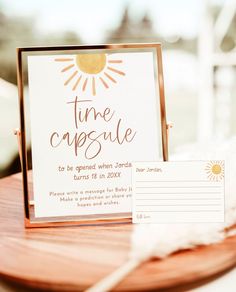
[1,172,236,291]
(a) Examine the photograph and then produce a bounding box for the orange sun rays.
[55,55,125,96]
[205,161,224,181]
[72,75,82,91]
[64,70,78,86]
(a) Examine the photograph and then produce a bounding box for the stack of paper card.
[132,161,224,223]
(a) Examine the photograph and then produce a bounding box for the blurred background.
[0,0,235,178]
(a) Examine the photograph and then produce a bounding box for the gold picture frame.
[16,43,170,228]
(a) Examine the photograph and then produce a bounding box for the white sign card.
[132,161,225,223]
[26,47,164,220]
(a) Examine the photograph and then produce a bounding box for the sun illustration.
[205,161,224,181]
[54,54,125,96]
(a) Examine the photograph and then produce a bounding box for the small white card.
[132,161,225,223]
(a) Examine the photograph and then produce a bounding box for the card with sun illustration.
[17,44,168,227]
[132,161,224,223]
